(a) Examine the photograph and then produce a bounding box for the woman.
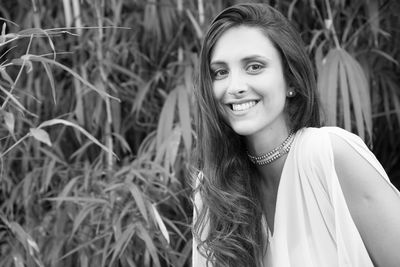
[192,3,400,267]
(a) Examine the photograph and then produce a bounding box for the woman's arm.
[330,133,400,267]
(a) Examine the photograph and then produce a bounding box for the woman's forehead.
[210,26,280,65]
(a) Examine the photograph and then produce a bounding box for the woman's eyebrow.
[209,61,228,69]
[241,55,269,62]
[210,55,269,65]
[209,60,226,66]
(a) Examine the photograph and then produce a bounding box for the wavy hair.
[192,3,321,267]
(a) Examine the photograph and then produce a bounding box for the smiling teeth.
[232,101,257,111]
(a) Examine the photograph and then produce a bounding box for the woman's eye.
[213,69,228,80]
[247,63,263,73]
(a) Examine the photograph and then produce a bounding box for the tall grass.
[0,0,399,266]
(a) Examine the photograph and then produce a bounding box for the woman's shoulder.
[296,126,365,152]
[299,126,376,165]
[293,126,370,172]
[299,126,359,139]
[294,127,337,157]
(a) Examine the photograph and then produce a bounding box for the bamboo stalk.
[177,0,183,63]
[62,0,72,28]
[198,0,204,25]
[72,0,82,35]
[95,1,114,172]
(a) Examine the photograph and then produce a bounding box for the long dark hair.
[192,3,321,266]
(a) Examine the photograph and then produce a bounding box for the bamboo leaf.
[380,76,391,129]
[151,204,170,244]
[137,223,161,267]
[46,196,109,205]
[37,118,117,159]
[111,98,121,134]
[185,9,203,39]
[6,220,41,260]
[79,253,88,267]
[0,84,31,114]
[178,85,192,155]
[59,233,110,261]
[101,234,112,267]
[387,79,400,127]
[165,126,181,168]
[112,133,132,153]
[17,28,56,58]
[44,158,56,192]
[371,49,399,65]
[0,66,15,85]
[309,30,324,52]
[29,128,52,147]
[163,217,187,241]
[12,252,24,267]
[128,182,149,223]
[132,80,152,114]
[68,140,93,160]
[53,177,79,208]
[0,22,6,43]
[41,61,56,104]
[341,50,371,139]
[3,111,15,137]
[314,41,325,76]
[338,61,351,130]
[175,238,193,267]
[156,88,177,148]
[318,48,340,125]
[26,235,40,255]
[23,173,33,209]
[365,0,380,46]
[26,55,119,101]
[12,56,33,73]
[71,204,96,237]
[343,53,364,137]
[110,223,136,265]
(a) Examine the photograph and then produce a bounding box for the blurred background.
[0,0,399,266]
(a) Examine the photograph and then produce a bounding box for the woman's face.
[210,25,289,138]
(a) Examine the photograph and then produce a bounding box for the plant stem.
[0,133,30,158]
[325,0,341,49]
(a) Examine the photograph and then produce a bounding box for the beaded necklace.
[247,131,295,165]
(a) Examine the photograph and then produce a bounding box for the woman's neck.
[246,124,291,190]
[246,123,291,156]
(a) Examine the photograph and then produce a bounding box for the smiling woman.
[192,3,400,267]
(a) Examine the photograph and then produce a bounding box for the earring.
[287,90,296,97]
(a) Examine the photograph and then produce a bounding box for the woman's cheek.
[212,82,224,101]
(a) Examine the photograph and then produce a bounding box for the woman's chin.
[230,125,258,137]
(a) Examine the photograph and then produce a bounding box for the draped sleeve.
[266,126,397,267]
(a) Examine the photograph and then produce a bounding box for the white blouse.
[261,127,399,267]
[192,127,400,267]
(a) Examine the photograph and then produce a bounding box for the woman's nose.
[227,71,247,96]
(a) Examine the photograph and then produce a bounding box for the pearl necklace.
[247,131,295,165]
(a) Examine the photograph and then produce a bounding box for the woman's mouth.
[231,100,258,111]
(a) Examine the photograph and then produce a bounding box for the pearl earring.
[287,90,296,97]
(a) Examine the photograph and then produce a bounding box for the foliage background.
[0,0,399,266]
